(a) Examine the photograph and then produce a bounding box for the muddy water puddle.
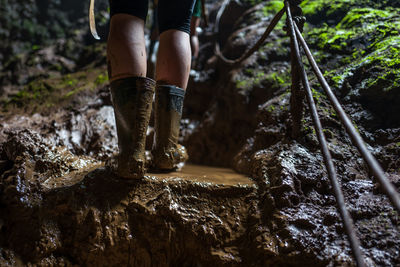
[149,164,255,186]
[42,162,254,190]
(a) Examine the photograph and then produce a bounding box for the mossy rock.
[301,0,398,25]
[330,36,400,126]
[305,7,399,54]
[3,66,108,114]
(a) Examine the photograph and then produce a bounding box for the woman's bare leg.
[156,29,191,89]
[107,14,147,81]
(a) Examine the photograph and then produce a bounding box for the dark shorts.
[109,0,196,34]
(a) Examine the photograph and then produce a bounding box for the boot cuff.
[110,76,155,92]
[136,76,156,91]
[156,84,185,97]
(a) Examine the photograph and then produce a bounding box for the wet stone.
[0,130,261,266]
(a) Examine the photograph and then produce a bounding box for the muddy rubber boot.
[152,84,188,171]
[109,76,155,178]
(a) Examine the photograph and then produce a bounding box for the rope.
[214,1,285,66]
[294,23,400,213]
[210,1,400,265]
[285,2,366,266]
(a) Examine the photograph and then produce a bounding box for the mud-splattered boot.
[152,84,188,171]
[109,76,155,178]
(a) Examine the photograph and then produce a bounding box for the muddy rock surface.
[1,0,400,266]
[0,131,258,265]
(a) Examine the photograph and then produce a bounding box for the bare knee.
[107,14,147,80]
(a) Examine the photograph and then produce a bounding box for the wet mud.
[0,128,261,266]
[1,121,398,266]
[1,0,400,266]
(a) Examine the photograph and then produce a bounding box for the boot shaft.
[110,77,155,155]
[154,84,185,150]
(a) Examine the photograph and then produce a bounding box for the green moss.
[322,128,335,138]
[311,88,325,104]
[365,69,400,92]
[353,122,360,133]
[365,36,400,63]
[63,75,78,87]
[262,1,284,15]
[327,67,355,89]
[94,73,108,86]
[236,69,266,90]
[337,8,391,29]
[300,0,322,16]
[267,105,276,113]
[355,36,400,92]
[300,0,394,18]
[301,0,345,16]
[307,26,358,52]
[64,88,81,98]
[9,80,53,106]
[260,36,289,58]
[240,0,264,6]
[300,0,358,23]
[305,5,400,75]
[236,68,290,91]
[390,142,400,149]
[235,1,400,127]
[4,66,108,114]
[267,72,287,85]
[236,79,249,89]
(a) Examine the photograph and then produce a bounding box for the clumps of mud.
[0,128,263,266]
[229,80,400,266]
[0,71,399,265]
[1,108,399,266]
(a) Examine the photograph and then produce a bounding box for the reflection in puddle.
[43,163,254,190]
[149,164,254,186]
